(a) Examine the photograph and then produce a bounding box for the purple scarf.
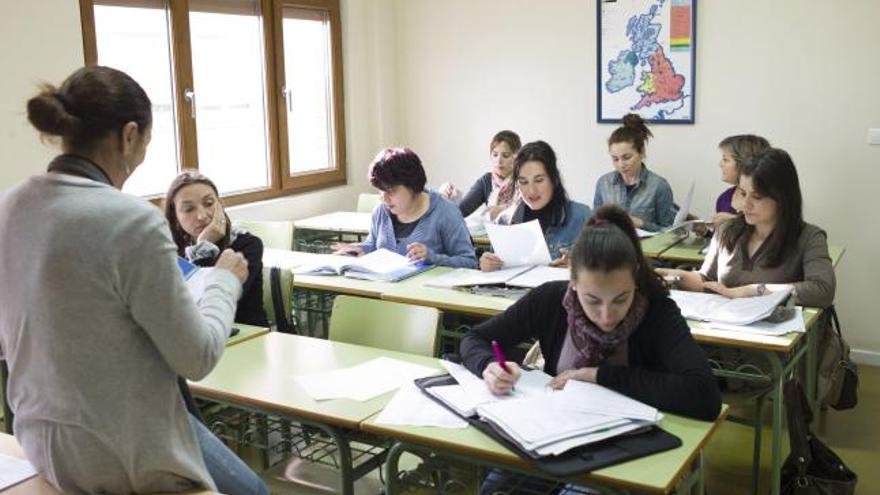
[557,283,648,371]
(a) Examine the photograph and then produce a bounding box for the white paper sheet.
[294,357,438,402]
[0,453,37,490]
[669,288,793,326]
[422,266,532,288]
[701,307,805,335]
[553,380,661,422]
[374,383,468,428]
[485,220,552,267]
[506,266,570,288]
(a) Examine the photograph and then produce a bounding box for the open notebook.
[292,248,432,282]
[414,361,675,472]
[424,265,569,289]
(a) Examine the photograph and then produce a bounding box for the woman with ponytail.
[593,113,676,231]
[0,67,266,495]
[462,205,720,420]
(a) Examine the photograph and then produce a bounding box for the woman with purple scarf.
[461,204,721,419]
[461,204,721,493]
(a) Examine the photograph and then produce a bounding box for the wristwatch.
[756,283,767,296]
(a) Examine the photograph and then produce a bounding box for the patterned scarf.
[488,172,516,208]
[557,282,649,371]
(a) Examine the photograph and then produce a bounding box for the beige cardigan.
[0,167,241,494]
[699,222,836,307]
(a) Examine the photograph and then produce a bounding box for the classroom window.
[80,0,346,204]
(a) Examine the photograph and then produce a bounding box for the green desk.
[640,231,688,259]
[363,405,729,494]
[658,235,709,265]
[227,324,270,347]
[382,267,516,318]
[190,333,441,495]
[293,211,371,253]
[688,308,822,495]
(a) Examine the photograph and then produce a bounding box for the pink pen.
[491,340,515,391]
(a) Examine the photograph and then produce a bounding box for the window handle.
[183,88,196,119]
[282,86,293,113]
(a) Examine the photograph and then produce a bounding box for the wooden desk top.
[190,333,442,430]
[362,405,729,494]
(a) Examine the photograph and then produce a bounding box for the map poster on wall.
[598,0,696,124]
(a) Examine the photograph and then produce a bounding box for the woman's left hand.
[198,203,226,244]
[629,215,644,228]
[704,281,754,299]
[406,242,428,263]
[549,248,570,268]
[548,367,598,390]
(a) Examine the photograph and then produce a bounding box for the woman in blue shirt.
[481,140,591,271]
[593,113,675,232]
[333,147,477,268]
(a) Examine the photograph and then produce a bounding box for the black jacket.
[460,281,722,421]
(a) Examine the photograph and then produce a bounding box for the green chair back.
[328,296,440,356]
[236,220,295,250]
[261,265,294,333]
[356,193,381,213]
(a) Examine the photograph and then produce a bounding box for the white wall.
[393,0,880,357]
[0,0,84,185]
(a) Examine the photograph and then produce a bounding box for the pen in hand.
[491,340,516,392]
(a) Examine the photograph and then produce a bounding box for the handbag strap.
[784,379,813,473]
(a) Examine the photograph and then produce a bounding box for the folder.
[414,374,681,477]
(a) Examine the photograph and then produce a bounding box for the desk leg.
[1,361,12,434]
[804,321,818,414]
[384,441,406,494]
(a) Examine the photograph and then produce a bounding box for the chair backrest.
[236,220,295,250]
[261,265,294,333]
[356,193,381,213]
[328,296,440,356]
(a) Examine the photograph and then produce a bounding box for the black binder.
[414,374,682,477]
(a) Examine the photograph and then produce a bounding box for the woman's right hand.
[479,252,503,272]
[216,248,248,284]
[439,182,459,200]
[482,361,521,395]
[197,202,227,244]
[331,243,364,257]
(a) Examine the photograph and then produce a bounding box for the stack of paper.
[670,288,793,326]
[294,357,437,401]
[292,248,432,282]
[410,361,661,457]
[374,383,468,428]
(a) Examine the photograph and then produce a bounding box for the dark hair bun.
[27,87,82,138]
[621,113,653,141]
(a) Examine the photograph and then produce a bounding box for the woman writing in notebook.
[165,170,268,327]
[332,147,478,268]
[439,130,522,220]
[479,140,591,271]
[462,205,721,421]
[0,67,267,495]
[593,113,675,231]
[659,148,835,308]
[711,134,770,227]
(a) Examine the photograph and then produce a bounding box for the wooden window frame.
[79,0,347,207]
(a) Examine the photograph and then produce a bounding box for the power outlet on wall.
[868,128,880,145]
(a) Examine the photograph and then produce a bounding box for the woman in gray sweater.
[661,147,835,308]
[0,67,267,495]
